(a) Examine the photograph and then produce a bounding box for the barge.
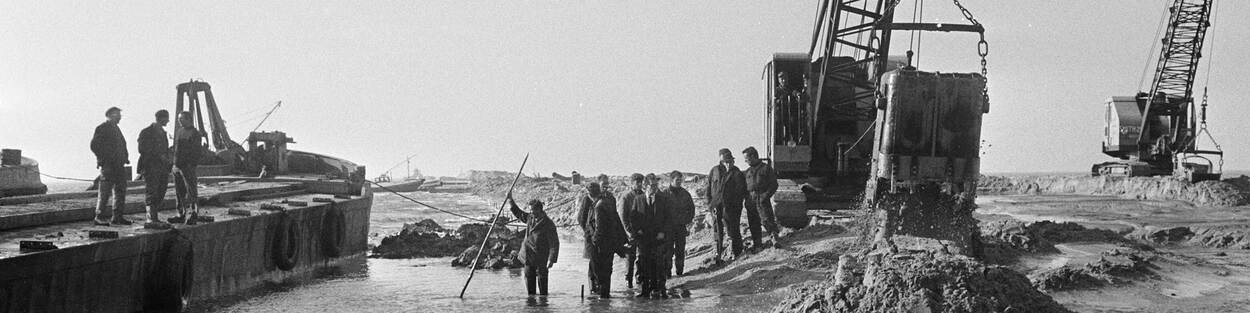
[0,80,372,312]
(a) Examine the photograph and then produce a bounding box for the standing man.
[137,110,172,227]
[705,148,747,263]
[577,179,598,293]
[172,111,203,223]
[507,195,559,296]
[584,182,628,298]
[632,173,672,298]
[743,146,780,250]
[90,107,132,226]
[617,173,645,290]
[665,170,696,276]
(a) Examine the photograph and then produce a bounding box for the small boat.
[0,149,48,198]
[375,177,427,193]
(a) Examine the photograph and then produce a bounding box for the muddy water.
[191,191,781,312]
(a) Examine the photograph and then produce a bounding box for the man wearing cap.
[665,170,696,276]
[743,146,780,249]
[617,173,645,290]
[137,109,173,227]
[584,182,628,298]
[507,194,559,296]
[91,106,132,226]
[705,148,748,262]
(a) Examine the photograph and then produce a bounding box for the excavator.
[763,0,990,250]
[174,80,365,187]
[1093,0,1222,182]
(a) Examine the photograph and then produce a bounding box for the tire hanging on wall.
[321,203,347,258]
[272,212,301,271]
[146,230,195,312]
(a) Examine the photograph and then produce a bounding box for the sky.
[2,0,1247,181]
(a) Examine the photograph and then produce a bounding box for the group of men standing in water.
[570,146,779,299]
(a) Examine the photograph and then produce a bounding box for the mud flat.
[979,175,1250,207]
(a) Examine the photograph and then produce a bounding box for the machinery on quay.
[763,0,990,247]
[175,81,363,182]
[1093,0,1222,182]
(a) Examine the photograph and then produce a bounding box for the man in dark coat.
[508,195,560,296]
[90,107,131,226]
[665,170,696,276]
[617,173,645,290]
[137,110,172,226]
[584,182,628,298]
[172,111,203,223]
[630,173,672,298]
[743,146,780,249]
[706,148,748,262]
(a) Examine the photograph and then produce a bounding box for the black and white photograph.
[2,1,1248,312]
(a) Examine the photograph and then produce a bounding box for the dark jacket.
[666,186,696,231]
[706,164,747,207]
[744,161,778,196]
[90,121,128,168]
[174,126,203,169]
[510,201,559,267]
[586,197,628,254]
[137,123,170,175]
[577,194,594,259]
[626,189,672,244]
[618,189,644,241]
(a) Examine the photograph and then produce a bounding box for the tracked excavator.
[1093,0,1222,182]
[764,0,990,252]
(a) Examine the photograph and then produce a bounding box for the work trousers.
[174,166,198,216]
[744,193,778,247]
[143,169,169,221]
[669,226,688,276]
[713,202,744,258]
[624,246,637,286]
[589,248,615,297]
[637,240,669,295]
[524,265,549,295]
[94,166,128,224]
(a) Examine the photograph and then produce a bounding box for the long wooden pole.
[459,153,529,298]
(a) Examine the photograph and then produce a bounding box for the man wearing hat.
[705,148,748,262]
[742,146,780,249]
[583,182,627,298]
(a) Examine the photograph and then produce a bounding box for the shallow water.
[191,191,781,312]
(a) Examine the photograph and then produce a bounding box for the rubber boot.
[537,274,549,295]
[525,272,537,295]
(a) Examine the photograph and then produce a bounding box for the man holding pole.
[508,195,559,296]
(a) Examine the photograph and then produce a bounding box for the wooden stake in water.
[459,153,529,298]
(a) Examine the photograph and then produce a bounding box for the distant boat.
[375,177,427,193]
[0,149,48,197]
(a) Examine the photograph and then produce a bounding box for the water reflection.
[190,192,782,313]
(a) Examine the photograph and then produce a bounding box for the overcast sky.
[2,0,1247,181]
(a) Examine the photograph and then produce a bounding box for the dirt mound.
[1029,248,1155,291]
[979,220,1131,264]
[1132,224,1250,249]
[775,253,1071,313]
[978,175,1250,207]
[370,220,524,268]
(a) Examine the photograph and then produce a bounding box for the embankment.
[978,175,1250,207]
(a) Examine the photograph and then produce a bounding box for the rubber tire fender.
[321,203,347,258]
[272,213,301,271]
[146,231,194,312]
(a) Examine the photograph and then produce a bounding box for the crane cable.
[1137,0,1172,92]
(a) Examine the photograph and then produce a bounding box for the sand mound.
[978,175,1250,207]
[1029,248,1155,291]
[775,253,1071,313]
